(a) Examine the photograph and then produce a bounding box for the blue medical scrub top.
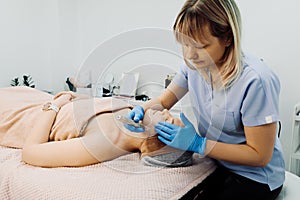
[172,53,285,190]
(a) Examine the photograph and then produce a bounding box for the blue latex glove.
[155,112,207,155]
[127,105,145,122]
[124,106,145,132]
[123,123,145,133]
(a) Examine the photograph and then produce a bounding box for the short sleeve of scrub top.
[239,64,280,126]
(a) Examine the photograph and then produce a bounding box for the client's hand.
[53,93,73,108]
[155,112,206,155]
[124,106,145,132]
[54,91,90,101]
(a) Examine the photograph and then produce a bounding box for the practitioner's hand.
[127,106,145,122]
[123,123,145,133]
[155,112,207,155]
[124,106,145,132]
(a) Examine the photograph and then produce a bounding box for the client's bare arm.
[22,93,98,168]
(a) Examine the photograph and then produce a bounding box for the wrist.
[198,137,207,155]
[53,94,71,108]
[192,134,206,155]
[42,102,60,113]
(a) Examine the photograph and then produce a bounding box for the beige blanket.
[0,86,131,148]
[0,146,216,200]
[0,87,52,148]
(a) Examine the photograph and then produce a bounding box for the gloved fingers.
[133,114,143,123]
[180,112,192,126]
[155,123,176,135]
[124,124,145,132]
[127,111,135,119]
[127,111,141,123]
[155,128,173,141]
[128,106,144,122]
[157,121,179,129]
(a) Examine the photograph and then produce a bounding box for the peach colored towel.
[0,86,130,148]
[0,87,52,148]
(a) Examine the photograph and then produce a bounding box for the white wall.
[236,0,300,170]
[75,0,185,96]
[0,0,299,169]
[0,0,81,92]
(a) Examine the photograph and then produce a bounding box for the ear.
[224,36,233,47]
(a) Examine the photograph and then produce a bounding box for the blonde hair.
[173,0,242,88]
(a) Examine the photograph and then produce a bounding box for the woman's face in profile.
[142,109,183,137]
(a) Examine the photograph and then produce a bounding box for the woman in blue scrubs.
[127,0,285,199]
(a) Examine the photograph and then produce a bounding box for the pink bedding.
[0,146,216,200]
